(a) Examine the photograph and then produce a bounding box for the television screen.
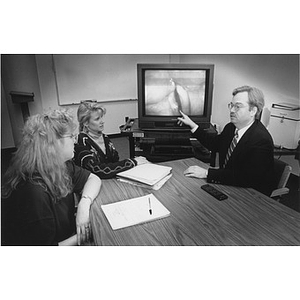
[144,69,206,116]
[138,63,214,130]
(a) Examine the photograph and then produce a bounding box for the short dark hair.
[232,85,265,119]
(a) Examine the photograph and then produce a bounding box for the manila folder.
[117,163,172,186]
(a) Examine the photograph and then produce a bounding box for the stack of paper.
[101,193,170,230]
[117,173,172,190]
[117,163,172,188]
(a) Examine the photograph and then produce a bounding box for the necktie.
[224,131,238,168]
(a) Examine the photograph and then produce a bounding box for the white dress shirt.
[235,121,254,143]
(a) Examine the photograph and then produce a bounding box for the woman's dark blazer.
[193,120,275,196]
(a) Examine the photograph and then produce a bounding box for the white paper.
[117,173,172,190]
[117,163,172,186]
[101,193,170,230]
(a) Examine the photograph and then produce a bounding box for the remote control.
[201,184,228,201]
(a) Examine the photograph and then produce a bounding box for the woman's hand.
[134,156,149,165]
[184,166,208,179]
[76,173,100,245]
[76,197,92,245]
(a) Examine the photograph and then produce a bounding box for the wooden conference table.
[90,157,300,246]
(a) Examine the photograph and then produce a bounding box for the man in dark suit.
[177,85,275,196]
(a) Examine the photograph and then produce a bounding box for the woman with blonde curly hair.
[74,100,148,179]
[1,109,101,245]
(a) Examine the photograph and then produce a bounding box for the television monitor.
[137,63,214,130]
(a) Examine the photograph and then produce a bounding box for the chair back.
[273,159,292,188]
[270,158,292,198]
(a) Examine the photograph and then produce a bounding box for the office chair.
[270,158,292,199]
[208,154,291,199]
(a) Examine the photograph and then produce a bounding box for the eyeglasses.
[61,133,78,142]
[228,102,248,111]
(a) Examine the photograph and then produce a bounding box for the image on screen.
[144,70,206,116]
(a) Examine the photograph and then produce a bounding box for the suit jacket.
[193,120,275,196]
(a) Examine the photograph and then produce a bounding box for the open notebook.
[101,193,170,230]
[116,163,172,187]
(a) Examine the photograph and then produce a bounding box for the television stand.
[119,118,217,163]
[152,144,194,153]
[151,144,194,156]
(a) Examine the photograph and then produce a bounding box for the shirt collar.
[236,120,254,142]
[87,131,103,141]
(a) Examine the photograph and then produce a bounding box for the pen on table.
[148,197,152,215]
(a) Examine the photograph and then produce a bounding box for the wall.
[1,54,299,147]
[53,54,177,105]
[179,54,299,131]
[35,54,172,135]
[1,54,43,145]
[1,82,15,148]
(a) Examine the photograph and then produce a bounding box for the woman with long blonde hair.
[1,109,101,245]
